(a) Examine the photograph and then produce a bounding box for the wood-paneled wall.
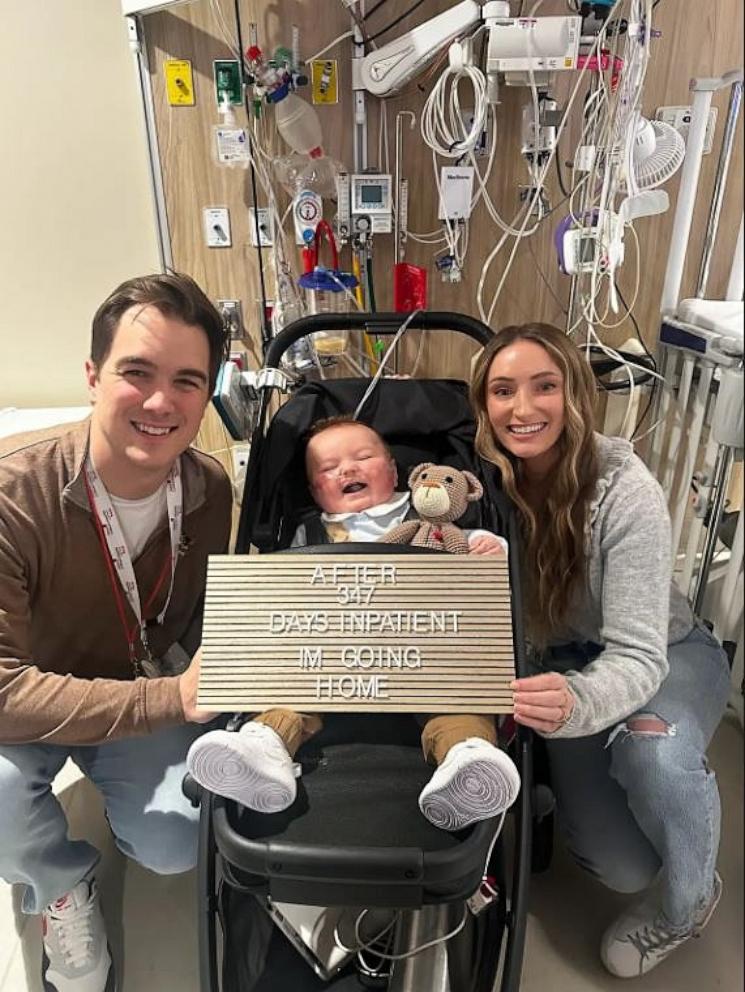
[144,0,743,383]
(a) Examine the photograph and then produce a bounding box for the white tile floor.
[1,711,742,992]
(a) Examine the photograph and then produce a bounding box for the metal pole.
[233,3,271,350]
[718,505,744,640]
[394,112,415,266]
[669,364,713,560]
[388,905,462,992]
[353,2,368,171]
[692,445,734,616]
[695,79,744,298]
[680,427,719,594]
[659,85,713,314]
[647,347,676,476]
[660,355,695,496]
[729,637,744,728]
[726,214,744,301]
[127,16,173,271]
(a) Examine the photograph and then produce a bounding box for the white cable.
[477,0,625,323]
[334,911,399,958]
[334,906,468,963]
[408,232,449,245]
[338,796,507,967]
[208,0,243,62]
[204,0,308,326]
[353,310,422,420]
[482,810,507,880]
[326,270,364,311]
[304,30,355,65]
[468,106,542,238]
[418,43,489,276]
[572,1,655,350]
[476,2,622,325]
[342,350,370,376]
[408,329,429,377]
[594,224,642,330]
[421,60,488,159]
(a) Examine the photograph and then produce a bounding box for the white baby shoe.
[187,722,299,813]
[418,738,521,831]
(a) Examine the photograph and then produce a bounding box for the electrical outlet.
[249,207,274,247]
[125,17,140,46]
[217,299,243,339]
[231,442,251,500]
[204,207,231,247]
[655,106,718,155]
[231,442,251,477]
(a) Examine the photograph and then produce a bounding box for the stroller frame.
[194,312,534,992]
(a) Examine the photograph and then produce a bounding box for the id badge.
[140,643,190,678]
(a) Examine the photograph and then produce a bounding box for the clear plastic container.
[273,152,341,197]
[274,93,323,157]
[307,279,351,356]
[298,221,357,356]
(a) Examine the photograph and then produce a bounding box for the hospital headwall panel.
[140,0,743,381]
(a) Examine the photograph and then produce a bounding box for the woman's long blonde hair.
[470,324,599,642]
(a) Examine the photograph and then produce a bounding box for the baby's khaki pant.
[254,709,497,765]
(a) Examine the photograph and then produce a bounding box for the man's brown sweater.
[0,419,232,745]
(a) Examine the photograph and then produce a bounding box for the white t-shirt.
[110,484,167,559]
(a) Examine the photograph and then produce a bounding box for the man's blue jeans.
[0,722,212,914]
[545,624,731,929]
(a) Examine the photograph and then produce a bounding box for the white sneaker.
[600,871,723,978]
[186,722,298,813]
[418,738,521,831]
[42,875,114,992]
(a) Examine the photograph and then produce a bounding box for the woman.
[470,323,731,979]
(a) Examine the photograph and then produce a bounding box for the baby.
[187,417,520,831]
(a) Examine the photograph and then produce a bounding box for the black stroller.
[188,312,535,992]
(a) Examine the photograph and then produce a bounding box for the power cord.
[365,0,429,43]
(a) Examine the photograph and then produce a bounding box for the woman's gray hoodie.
[544,433,694,739]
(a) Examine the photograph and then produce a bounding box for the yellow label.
[311,60,338,105]
[165,59,195,106]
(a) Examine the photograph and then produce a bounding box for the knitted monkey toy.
[377,463,483,553]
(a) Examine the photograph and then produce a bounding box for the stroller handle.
[264,311,493,369]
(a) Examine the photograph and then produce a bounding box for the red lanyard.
[84,471,172,676]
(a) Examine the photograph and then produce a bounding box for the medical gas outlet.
[293,190,323,246]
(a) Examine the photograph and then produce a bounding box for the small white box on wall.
[121,0,195,15]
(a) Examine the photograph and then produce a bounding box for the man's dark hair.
[90,272,228,392]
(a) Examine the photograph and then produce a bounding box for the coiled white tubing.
[421,61,488,160]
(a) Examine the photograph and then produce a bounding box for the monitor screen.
[578,235,596,264]
[360,184,383,205]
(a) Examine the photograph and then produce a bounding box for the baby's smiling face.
[306,423,397,514]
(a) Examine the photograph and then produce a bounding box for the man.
[0,273,231,992]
